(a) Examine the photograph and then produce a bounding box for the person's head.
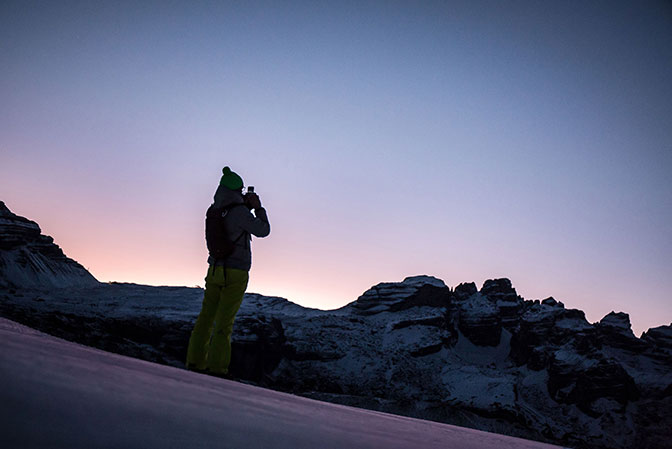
[219,166,244,192]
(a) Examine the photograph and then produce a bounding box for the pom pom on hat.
[220,166,244,190]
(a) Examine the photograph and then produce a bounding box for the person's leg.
[207,268,249,375]
[186,265,226,370]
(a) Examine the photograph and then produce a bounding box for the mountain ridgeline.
[1,201,671,449]
[0,201,98,289]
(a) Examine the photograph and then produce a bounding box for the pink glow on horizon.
[9,195,664,337]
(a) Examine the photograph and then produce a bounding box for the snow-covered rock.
[596,311,649,354]
[599,311,633,332]
[0,201,98,289]
[458,292,502,346]
[641,325,672,355]
[350,275,448,315]
[480,278,524,329]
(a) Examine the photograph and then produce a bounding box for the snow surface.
[0,317,562,449]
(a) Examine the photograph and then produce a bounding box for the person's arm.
[239,193,270,237]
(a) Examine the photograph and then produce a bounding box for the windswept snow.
[0,318,560,449]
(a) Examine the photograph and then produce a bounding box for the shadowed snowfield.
[0,318,560,449]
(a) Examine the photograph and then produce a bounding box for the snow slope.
[0,317,561,449]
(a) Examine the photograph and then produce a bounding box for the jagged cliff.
[1,204,671,449]
[0,201,98,289]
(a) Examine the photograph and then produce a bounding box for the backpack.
[205,204,246,261]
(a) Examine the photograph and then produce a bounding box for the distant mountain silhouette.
[0,201,98,288]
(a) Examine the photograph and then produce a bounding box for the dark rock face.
[480,278,517,300]
[597,312,649,353]
[541,297,562,307]
[480,278,524,330]
[458,293,502,346]
[2,205,672,449]
[454,282,477,300]
[510,303,595,365]
[641,325,672,355]
[351,275,448,315]
[510,305,559,368]
[389,283,451,312]
[230,315,286,383]
[0,201,98,288]
[548,352,639,416]
[509,303,642,419]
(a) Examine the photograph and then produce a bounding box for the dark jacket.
[207,184,270,271]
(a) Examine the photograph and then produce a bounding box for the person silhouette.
[186,166,270,377]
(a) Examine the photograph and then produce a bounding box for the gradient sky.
[2,1,671,335]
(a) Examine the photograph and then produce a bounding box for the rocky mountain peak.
[401,275,447,288]
[0,201,98,289]
[0,201,41,243]
[351,275,450,315]
[595,311,646,354]
[478,278,524,329]
[454,282,477,300]
[600,311,633,331]
[641,325,672,355]
[480,278,517,299]
[541,297,564,308]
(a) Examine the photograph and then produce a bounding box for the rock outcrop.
[0,201,98,288]
[457,292,502,346]
[480,278,523,329]
[642,325,672,355]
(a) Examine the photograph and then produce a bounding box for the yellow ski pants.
[186,265,249,374]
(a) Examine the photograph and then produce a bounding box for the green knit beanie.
[220,166,244,190]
